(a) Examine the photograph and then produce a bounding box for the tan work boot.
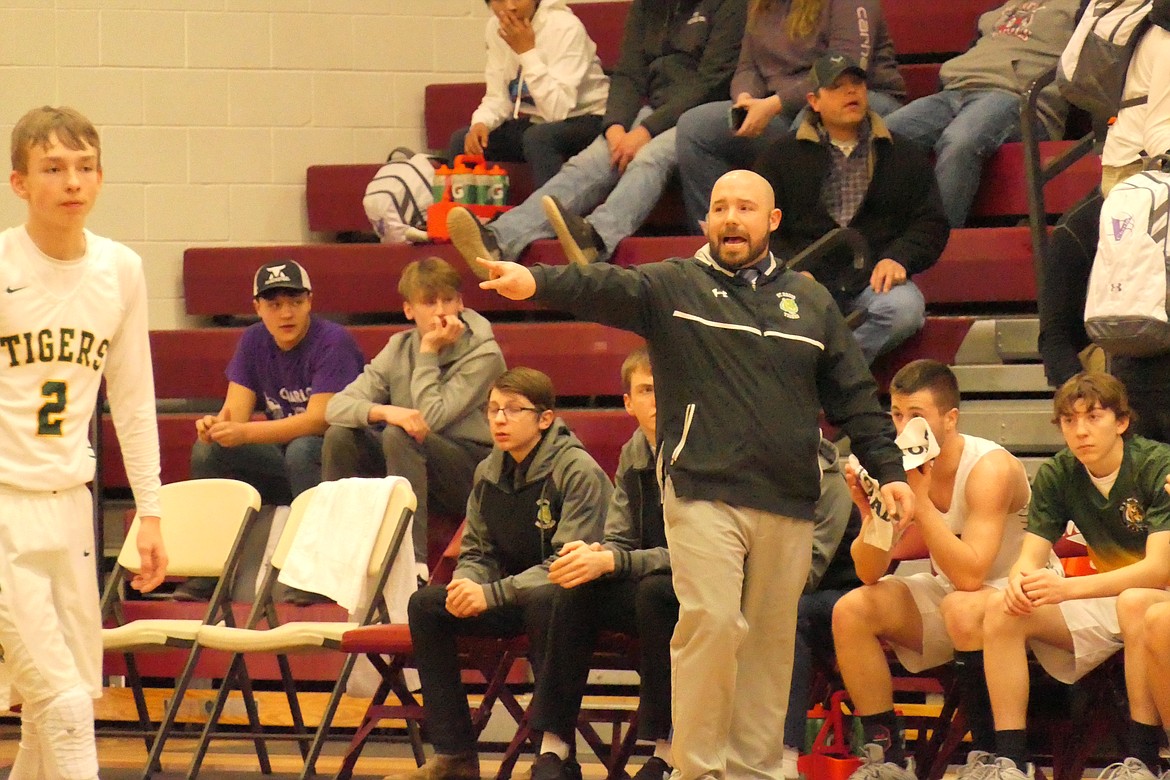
[383,751,481,780]
[541,195,602,265]
[447,207,500,280]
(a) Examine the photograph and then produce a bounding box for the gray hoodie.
[602,429,668,578]
[939,0,1079,140]
[325,309,504,446]
[455,417,612,608]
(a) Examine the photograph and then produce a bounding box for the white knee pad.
[24,686,98,780]
[9,711,46,780]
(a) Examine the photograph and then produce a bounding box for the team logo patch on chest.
[1119,497,1147,532]
[535,498,555,530]
[777,292,800,320]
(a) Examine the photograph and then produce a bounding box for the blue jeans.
[488,106,678,262]
[848,281,926,365]
[883,89,1022,228]
[189,436,324,504]
[676,92,905,232]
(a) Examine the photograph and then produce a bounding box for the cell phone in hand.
[728,105,748,131]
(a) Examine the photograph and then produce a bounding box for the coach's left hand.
[880,481,916,528]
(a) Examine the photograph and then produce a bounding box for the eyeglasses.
[486,404,539,421]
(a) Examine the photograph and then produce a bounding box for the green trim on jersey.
[1029,436,1170,572]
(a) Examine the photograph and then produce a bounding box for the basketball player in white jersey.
[832,358,1041,780]
[0,106,167,779]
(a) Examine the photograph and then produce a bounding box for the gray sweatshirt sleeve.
[411,343,505,433]
[483,450,613,608]
[325,340,398,428]
[603,441,670,577]
[806,451,854,592]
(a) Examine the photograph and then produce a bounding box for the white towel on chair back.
[278,476,405,611]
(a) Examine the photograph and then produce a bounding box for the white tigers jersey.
[0,226,161,516]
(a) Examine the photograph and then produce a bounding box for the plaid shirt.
[818,117,872,227]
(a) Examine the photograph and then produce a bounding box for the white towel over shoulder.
[278,476,408,611]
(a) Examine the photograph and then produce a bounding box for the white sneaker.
[957,751,997,780]
[1098,758,1160,780]
[846,744,916,780]
[987,757,1035,780]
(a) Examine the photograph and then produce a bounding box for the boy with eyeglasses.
[324,256,506,570]
[391,366,612,780]
[182,258,365,603]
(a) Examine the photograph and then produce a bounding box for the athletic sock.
[539,731,571,761]
[859,710,904,765]
[995,729,1029,769]
[1127,721,1164,772]
[654,740,673,765]
[782,745,799,780]
[953,650,994,751]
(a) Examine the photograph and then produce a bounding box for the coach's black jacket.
[754,112,949,307]
[531,250,905,522]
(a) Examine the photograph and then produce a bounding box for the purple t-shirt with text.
[226,317,364,419]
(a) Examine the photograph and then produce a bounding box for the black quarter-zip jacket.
[532,250,905,521]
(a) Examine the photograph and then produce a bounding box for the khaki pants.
[664,478,813,780]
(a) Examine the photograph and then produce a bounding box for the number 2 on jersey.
[38,380,67,436]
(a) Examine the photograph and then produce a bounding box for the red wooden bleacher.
[148,322,643,401]
[101,409,635,492]
[883,0,997,58]
[183,228,1036,318]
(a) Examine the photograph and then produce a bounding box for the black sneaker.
[529,752,582,780]
[171,577,217,602]
[631,756,673,780]
[447,207,501,280]
[276,584,334,607]
[542,195,602,265]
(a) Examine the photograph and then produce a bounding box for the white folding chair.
[98,477,262,779]
[187,478,416,779]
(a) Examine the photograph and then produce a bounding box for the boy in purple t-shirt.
[179,260,364,602]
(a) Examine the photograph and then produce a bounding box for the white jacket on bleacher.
[470,0,609,130]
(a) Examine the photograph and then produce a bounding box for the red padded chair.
[333,523,533,780]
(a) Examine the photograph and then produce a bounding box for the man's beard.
[707,231,769,270]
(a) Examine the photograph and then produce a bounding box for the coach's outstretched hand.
[132,516,169,593]
[478,259,536,300]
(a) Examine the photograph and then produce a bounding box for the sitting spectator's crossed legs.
[486,106,675,264]
[521,115,606,187]
[884,90,1022,228]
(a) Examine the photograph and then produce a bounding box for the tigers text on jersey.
[0,226,161,515]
